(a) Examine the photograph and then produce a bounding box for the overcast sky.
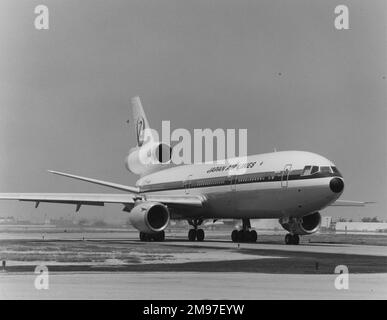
[0,0,386,223]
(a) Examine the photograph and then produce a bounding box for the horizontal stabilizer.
[330,200,375,207]
[48,170,139,193]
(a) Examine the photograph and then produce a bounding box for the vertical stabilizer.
[125,96,171,176]
[131,96,156,147]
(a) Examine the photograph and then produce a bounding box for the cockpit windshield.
[331,166,342,176]
[311,166,319,174]
[301,166,312,176]
[320,166,332,173]
[301,165,319,176]
[301,165,341,176]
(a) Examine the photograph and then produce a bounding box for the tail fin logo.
[136,116,145,147]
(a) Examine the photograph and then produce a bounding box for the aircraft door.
[225,175,237,192]
[281,164,292,188]
[231,175,237,192]
[225,174,236,214]
[184,174,192,194]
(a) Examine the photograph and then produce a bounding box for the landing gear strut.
[139,230,165,242]
[285,233,300,245]
[187,218,205,241]
[231,218,257,243]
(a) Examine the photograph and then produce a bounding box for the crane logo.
[136,117,145,147]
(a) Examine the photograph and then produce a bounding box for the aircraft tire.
[196,229,205,241]
[188,229,196,241]
[237,230,244,242]
[250,230,257,243]
[292,234,300,245]
[231,230,238,242]
[285,233,292,245]
[154,231,165,242]
[139,232,146,241]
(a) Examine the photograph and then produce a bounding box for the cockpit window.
[320,166,332,173]
[311,166,319,174]
[301,165,319,176]
[331,166,342,176]
[301,166,312,176]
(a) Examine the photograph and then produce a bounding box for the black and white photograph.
[0,0,386,305]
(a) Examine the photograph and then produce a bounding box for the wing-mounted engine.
[279,212,321,235]
[129,201,170,233]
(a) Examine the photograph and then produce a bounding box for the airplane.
[0,97,371,245]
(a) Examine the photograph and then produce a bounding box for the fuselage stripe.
[140,169,341,193]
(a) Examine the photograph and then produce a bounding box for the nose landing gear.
[285,233,300,245]
[187,218,205,241]
[231,218,257,243]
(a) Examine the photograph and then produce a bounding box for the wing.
[330,200,375,207]
[0,193,135,212]
[0,170,204,214]
[0,193,204,212]
[144,194,204,207]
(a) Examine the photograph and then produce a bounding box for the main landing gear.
[231,218,257,243]
[285,233,300,245]
[139,231,165,242]
[187,218,205,241]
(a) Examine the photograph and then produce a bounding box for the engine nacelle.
[125,142,172,175]
[129,202,170,233]
[279,212,321,235]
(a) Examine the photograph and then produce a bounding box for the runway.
[0,229,386,299]
[1,272,387,299]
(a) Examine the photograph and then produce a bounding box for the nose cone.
[330,178,344,193]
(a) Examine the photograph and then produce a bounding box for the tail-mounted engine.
[129,201,170,233]
[279,212,321,235]
[125,142,172,175]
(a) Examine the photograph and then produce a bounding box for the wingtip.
[47,170,65,176]
[131,96,141,104]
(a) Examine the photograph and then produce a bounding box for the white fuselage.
[136,151,344,220]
